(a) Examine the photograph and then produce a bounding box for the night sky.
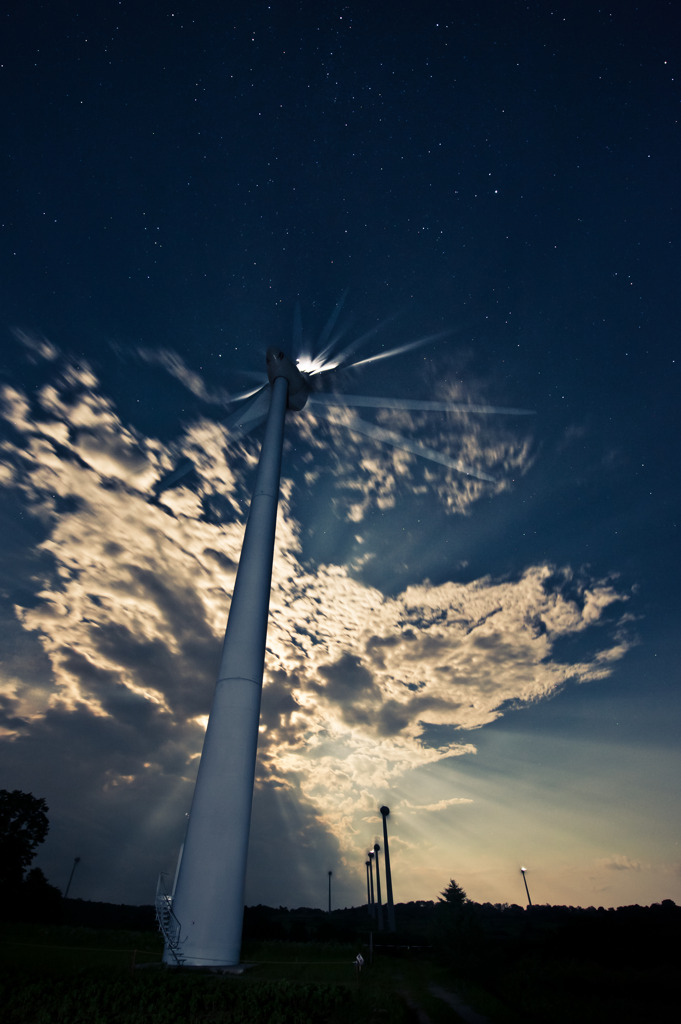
[1,1,679,912]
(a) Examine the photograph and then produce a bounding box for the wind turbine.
[380,806,396,932]
[156,306,531,966]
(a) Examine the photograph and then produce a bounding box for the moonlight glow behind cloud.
[0,333,633,907]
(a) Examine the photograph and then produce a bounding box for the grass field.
[5,914,674,1023]
[0,924,427,1024]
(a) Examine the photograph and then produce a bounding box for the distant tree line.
[244,880,678,1020]
[2,787,678,986]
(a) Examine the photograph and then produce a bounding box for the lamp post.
[365,859,371,913]
[520,866,533,907]
[328,870,332,914]
[373,843,384,930]
[64,856,81,899]
[368,850,376,917]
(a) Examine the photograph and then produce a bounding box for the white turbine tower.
[155,306,531,967]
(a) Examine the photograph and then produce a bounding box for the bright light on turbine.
[295,353,340,376]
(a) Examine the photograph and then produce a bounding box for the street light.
[368,850,376,917]
[373,843,384,931]
[64,856,81,899]
[520,866,533,907]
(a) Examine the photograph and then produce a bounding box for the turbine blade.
[344,330,452,371]
[223,381,267,403]
[152,387,271,498]
[313,406,496,483]
[308,394,535,415]
[324,319,394,371]
[153,457,196,496]
[297,293,350,373]
[223,384,272,435]
[293,300,303,352]
[316,290,348,355]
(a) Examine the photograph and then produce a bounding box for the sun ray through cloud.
[0,326,638,909]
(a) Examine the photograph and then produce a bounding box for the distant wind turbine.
[380,806,396,932]
[156,303,532,966]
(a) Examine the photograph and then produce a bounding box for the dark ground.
[1,898,677,1022]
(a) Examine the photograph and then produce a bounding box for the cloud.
[599,855,642,872]
[402,797,474,812]
[11,328,59,363]
[293,394,533,520]
[0,335,635,904]
[134,346,239,407]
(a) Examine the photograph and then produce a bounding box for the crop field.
[0,924,417,1024]
[4,907,677,1024]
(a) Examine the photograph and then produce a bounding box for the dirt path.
[396,979,491,1024]
[428,984,491,1023]
[397,987,432,1024]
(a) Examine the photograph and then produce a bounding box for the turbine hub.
[266,348,309,411]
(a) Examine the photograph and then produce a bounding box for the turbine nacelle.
[266,347,309,411]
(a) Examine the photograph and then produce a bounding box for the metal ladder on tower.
[155,872,183,964]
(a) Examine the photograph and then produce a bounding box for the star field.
[0,0,679,911]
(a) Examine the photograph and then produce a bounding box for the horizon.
[58,893,679,914]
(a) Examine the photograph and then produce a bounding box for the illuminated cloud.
[134,346,239,407]
[293,392,533,520]
[402,797,475,812]
[11,328,59,363]
[0,334,634,903]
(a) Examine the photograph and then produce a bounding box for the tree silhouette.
[439,879,468,908]
[0,789,49,889]
[22,867,63,923]
[435,879,480,959]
